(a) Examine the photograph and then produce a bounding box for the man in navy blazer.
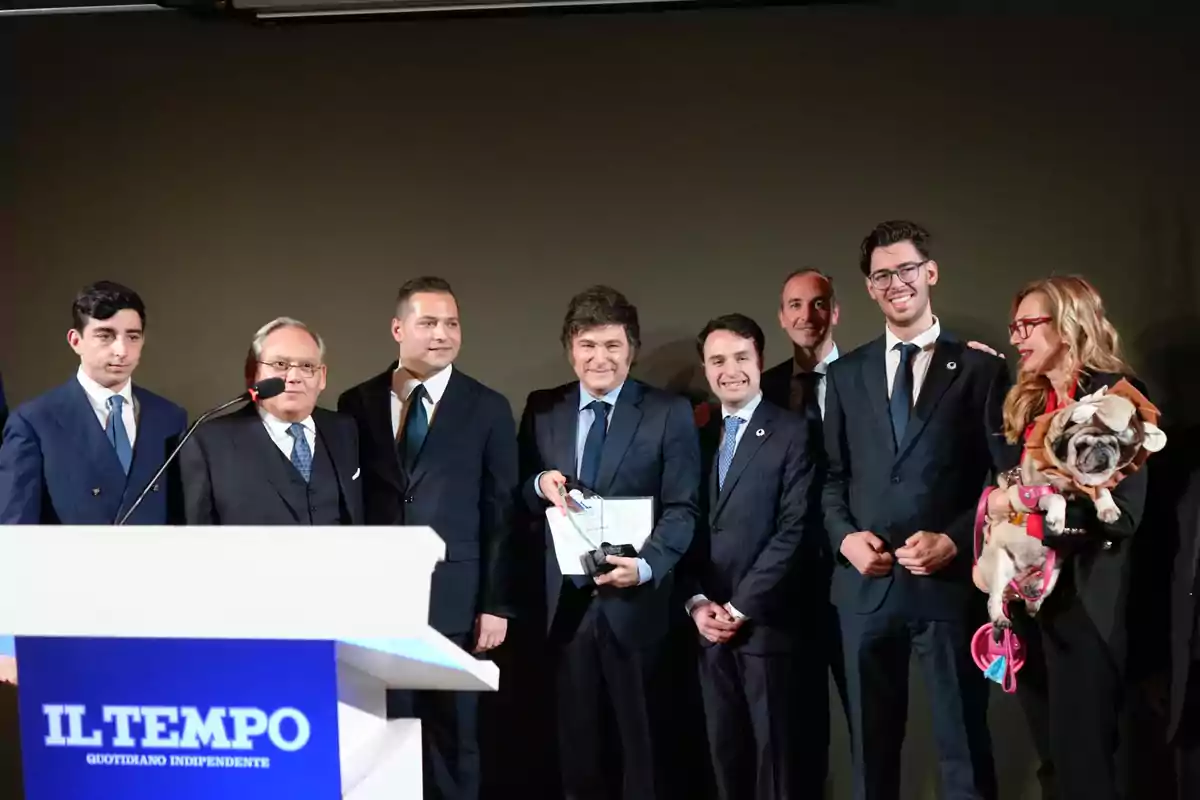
[823,221,1009,800]
[0,281,187,526]
[519,285,700,800]
[338,277,517,800]
[685,313,816,800]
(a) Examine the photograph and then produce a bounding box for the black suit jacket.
[518,379,701,649]
[822,331,1010,619]
[760,358,794,412]
[687,399,814,653]
[338,366,519,636]
[1164,426,1200,741]
[179,404,363,526]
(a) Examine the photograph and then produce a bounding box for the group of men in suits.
[4,218,1199,800]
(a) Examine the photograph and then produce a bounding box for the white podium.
[0,525,497,800]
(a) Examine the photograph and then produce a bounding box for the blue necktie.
[288,423,313,482]
[890,342,919,446]
[106,395,132,475]
[718,416,744,490]
[400,384,429,471]
[578,400,610,491]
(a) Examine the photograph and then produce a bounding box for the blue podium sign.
[15,637,342,800]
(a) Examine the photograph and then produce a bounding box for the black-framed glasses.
[258,359,322,378]
[1007,316,1053,340]
[867,260,929,290]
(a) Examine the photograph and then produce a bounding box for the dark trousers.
[698,643,818,800]
[841,608,996,800]
[387,631,481,800]
[551,589,659,800]
[1177,666,1200,800]
[1015,587,1124,800]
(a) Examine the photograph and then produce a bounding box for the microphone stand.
[114,391,258,526]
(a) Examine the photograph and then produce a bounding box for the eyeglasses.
[258,360,322,378]
[1007,316,1053,340]
[867,260,928,290]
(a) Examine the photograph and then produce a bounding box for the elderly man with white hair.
[179,316,362,526]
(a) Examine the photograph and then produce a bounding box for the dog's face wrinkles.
[1067,431,1122,485]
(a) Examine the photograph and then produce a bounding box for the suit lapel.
[551,384,581,479]
[314,409,356,523]
[367,368,405,492]
[595,380,644,494]
[121,389,167,508]
[862,337,895,456]
[232,406,304,522]
[712,402,773,519]
[405,369,471,491]
[896,336,962,460]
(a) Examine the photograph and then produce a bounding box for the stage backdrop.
[2,6,1197,800]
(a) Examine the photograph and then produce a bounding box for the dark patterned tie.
[400,384,429,471]
[578,400,610,491]
[287,423,313,482]
[890,343,919,445]
[791,371,824,424]
[106,395,133,475]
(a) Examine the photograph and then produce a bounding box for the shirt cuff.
[636,558,652,585]
[724,602,746,620]
[684,594,708,615]
[533,471,547,500]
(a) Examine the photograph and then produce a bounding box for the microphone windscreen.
[250,377,286,401]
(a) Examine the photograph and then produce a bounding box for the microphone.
[114,378,286,526]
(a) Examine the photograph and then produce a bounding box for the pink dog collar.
[1016,484,1057,510]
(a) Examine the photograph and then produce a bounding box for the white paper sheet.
[546,492,654,576]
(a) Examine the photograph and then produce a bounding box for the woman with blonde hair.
[976,275,1150,800]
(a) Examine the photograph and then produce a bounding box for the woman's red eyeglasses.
[1008,316,1053,339]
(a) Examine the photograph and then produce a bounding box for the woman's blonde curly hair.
[1001,275,1132,444]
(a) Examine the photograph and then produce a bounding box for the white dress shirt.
[685,390,765,621]
[884,317,942,401]
[391,363,453,438]
[258,406,316,460]
[792,343,840,419]
[76,367,137,447]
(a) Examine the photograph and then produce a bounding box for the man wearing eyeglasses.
[179,316,362,527]
[822,221,1009,800]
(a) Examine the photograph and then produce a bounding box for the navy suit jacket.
[0,379,187,525]
[518,378,701,649]
[338,366,519,637]
[822,332,1010,619]
[0,373,8,447]
[688,399,815,654]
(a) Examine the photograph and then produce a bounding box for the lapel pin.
[947,361,957,370]
[755,428,765,437]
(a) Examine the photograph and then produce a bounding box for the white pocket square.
[352,468,360,480]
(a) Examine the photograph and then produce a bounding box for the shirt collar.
[257,405,314,436]
[723,390,763,422]
[76,366,133,408]
[579,381,624,411]
[792,342,840,377]
[885,316,941,353]
[394,363,453,404]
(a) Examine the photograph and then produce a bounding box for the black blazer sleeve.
[479,395,519,619]
[179,431,216,525]
[517,392,546,516]
[945,355,1013,562]
[729,421,814,620]
[821,363,857,552]
[638,395,701,586]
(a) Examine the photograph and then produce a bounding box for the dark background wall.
[3,5,1198,798]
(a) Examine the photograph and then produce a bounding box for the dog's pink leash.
[970,487,1055,694]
